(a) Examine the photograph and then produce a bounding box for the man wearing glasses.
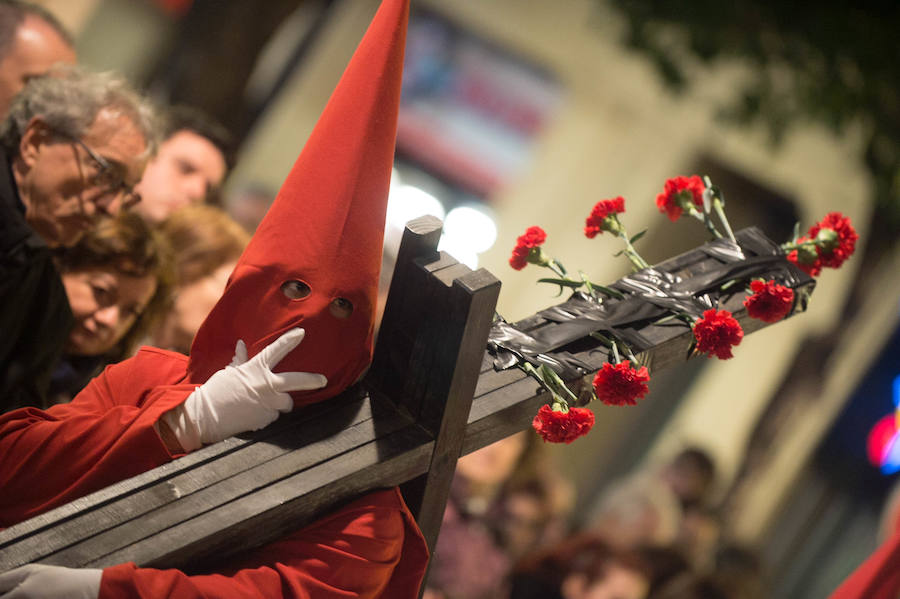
[0,65,157,412]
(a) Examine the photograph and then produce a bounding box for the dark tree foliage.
[605,0,900,236]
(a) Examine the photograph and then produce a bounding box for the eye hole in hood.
[330,297,353,319]
[281,280,311,300]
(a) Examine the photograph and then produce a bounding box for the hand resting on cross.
[161,328,327,452]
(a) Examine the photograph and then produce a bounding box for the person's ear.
[561,573,589,599]
[18,117,54,168]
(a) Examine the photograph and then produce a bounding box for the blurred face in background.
[0,14,75,116]
[455,431,528,486]
[134,130,227,224]
[562,564,649,599]
[62,269,157,356]
[153,259,236,355]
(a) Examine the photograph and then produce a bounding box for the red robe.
[828,529,900,599]
[0,347,428,598]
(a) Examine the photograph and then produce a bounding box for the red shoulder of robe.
[0,347,194,526]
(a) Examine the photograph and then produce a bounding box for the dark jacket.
[0,147,73,412]
[48,353,104,405]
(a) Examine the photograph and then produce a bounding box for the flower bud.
[815,227,839,252]
[528,247,551,267]
[603,215,624,235]
[796,242,819,265]
[550,399,568,413]
[677,190,700,215]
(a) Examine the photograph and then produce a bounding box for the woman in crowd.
[151,203,249,354]
[50,212,174,403]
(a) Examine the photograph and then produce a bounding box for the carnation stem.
[546,259,567,279]
[539,364,580,404]
[589,332,613,347]
[519,361,542,383]
[688,206,722,240]
[713,198,737,244]
[780,238,810,252]
[701,177,734,243]
[518,362,578,407]
[700,209,723,240]
[625,347,640,365]
[617,232,650,271]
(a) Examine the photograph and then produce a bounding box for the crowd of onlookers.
[0,1,269,414]
[0,3,768,598]
[422,438,767,599]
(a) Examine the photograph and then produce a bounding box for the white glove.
[163,328,327,451]
[0,564,102,599]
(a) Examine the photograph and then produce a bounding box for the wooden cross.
[0,215,814,573]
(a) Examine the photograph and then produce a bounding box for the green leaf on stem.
[551,259,568,277]
[537,278,584,289]
[629,229,648,244]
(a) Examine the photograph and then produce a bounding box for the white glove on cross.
[163,328,327,451]
[0,564,102,599]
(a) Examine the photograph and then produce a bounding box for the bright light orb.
[386,184,446,231]
[437,235,479,269]
[443,205,498,254]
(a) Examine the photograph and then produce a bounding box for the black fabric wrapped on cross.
[488,227,813,385]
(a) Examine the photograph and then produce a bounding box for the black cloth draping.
[0,147,73,412]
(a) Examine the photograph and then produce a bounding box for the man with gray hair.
[0,0,75,117]
[0,65,157,412]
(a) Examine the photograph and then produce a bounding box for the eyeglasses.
[67,136,142,210]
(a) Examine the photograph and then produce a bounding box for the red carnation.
[807,212,858,270]
[592,361,650,406]
[509,245,530,270]
[656,175,705,221]
[532,404,595,444]
[584,196,626,238]
[743,279,794,323]
[520,226,546,248]
[693,308,743,360]
[509,226,548,270]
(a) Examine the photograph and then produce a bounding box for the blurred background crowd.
[1,1,899,597]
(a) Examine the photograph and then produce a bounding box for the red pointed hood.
[186,0,409,407]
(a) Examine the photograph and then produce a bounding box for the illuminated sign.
[867,374,900,474]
